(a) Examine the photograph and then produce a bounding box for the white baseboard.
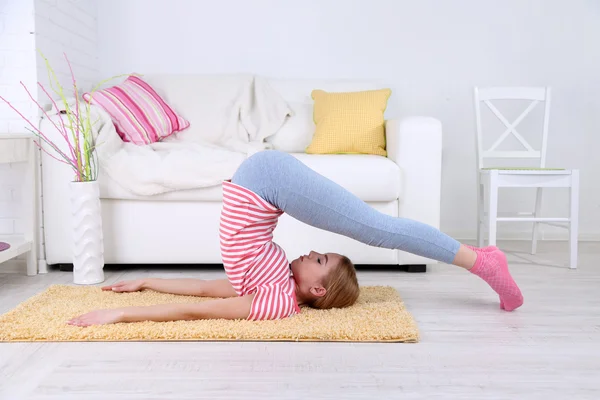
[3,231,598,273]
[447,230,600,242]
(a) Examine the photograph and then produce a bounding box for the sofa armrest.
[386,117,443,263]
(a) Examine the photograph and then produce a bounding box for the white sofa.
[39,75,443,270]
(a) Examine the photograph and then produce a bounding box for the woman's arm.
[67,294,255,327]
[122,295,254,322]
[103,278,237,298]
[143,278,238,298]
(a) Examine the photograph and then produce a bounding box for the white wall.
[0,0,98,249]
[34,0,99,98]
[0,0,37,237]
[97,0,599,240]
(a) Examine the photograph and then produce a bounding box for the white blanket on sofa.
[76,76,290,196]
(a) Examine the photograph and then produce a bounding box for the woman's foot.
[469,246,524,311]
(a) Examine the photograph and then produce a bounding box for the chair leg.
[487,172,498,247]
[531,187,543,254]
[569,170,580,269]
[477,182,485,247]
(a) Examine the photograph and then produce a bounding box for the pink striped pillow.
[83,76,190,145]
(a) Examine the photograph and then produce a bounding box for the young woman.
[68,151,523,327]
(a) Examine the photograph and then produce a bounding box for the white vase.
[70,181,105,285]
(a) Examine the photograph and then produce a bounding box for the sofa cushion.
[83,76,190,145]
[306,89,391,156]
[291,153,401,202]
[99,153,401,203]
[141,74,254,146]
[266,79,385,153]
[99,173,226,201]
[265,102,315,152]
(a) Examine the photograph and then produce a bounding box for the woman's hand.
[67,308,125,327]
[102,279,146,293]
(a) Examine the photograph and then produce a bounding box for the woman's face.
[290,250,341,287]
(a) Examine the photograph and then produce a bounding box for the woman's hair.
[311,255,359,310]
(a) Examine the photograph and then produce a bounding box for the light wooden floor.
[1,241,599,399]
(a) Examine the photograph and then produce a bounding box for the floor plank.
[1,241,599,399]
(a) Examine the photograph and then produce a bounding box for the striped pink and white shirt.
[219,181,301,321]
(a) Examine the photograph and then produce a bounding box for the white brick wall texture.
[0,0,98,260]
[35,0,99,96]
[0,0,37,238]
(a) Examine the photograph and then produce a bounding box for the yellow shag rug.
[0,285,419,343]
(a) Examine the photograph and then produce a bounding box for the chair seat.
[482,167,565,170]
[480,168,572,175]
[479,168,576,188]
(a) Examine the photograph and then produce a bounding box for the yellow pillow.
[306,88,391,156]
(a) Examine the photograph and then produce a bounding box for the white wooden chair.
[474,86,579,269]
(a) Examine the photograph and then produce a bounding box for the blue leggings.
[231,150,460,264]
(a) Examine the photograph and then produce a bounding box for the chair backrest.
[474,86,551,169]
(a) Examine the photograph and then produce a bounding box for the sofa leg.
[404,264,427,273]
[58,263,74,272]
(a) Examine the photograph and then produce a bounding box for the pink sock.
[468,246,524,311]
[465,244,494,252]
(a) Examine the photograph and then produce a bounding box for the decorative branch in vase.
[0,52,129,285]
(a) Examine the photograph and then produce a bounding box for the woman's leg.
[233,151,462,264]
[232,150,523,310]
